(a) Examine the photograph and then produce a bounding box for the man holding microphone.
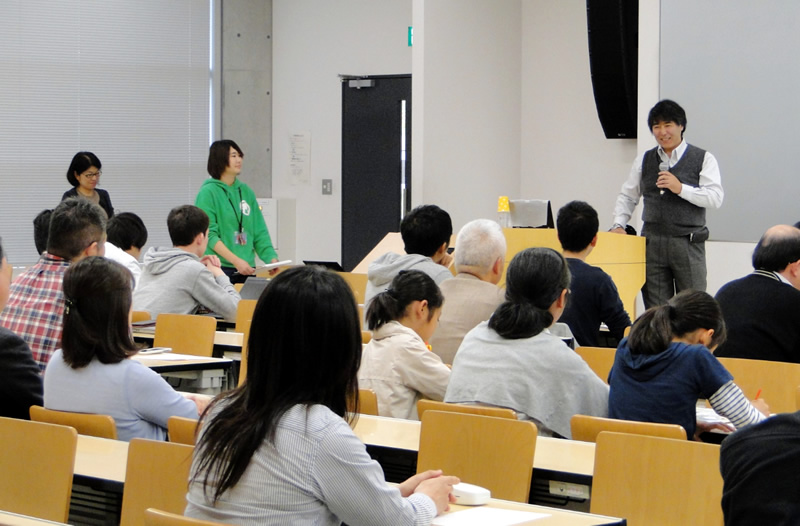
[611,99,724,308]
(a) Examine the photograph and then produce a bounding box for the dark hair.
[752,226,800,272]
[627,290,726,356]
[107,212,148,251]
[400,205,453,257]
[33,209,52,255]
[207,140,243,179]
[557,200,599,252]
[61,257,137,368]
[66,151,102,187]
[168,205,209,246]
[647,99,687,137]
[0,237,5,262]
[192,266,362,502]
[366,270,444,331]
[489,247,570,339]
[47,198,107,260]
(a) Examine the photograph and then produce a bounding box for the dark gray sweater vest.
[640,144,706,236]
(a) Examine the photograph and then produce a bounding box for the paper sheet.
[432,507,549,525]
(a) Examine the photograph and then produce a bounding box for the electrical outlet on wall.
[322,179,333,195]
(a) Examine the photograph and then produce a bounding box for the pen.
[755,389,762,400]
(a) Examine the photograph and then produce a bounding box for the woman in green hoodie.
[196,140,278,283]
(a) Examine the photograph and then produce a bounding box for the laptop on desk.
[239,276,270,300]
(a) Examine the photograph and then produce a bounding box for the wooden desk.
[71,435,617,526]
[353,415,595,511]
[0,511,68,526]
[132,329,243,349]
[132,353,234,394]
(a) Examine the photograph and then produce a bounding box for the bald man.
[714,225,800,362]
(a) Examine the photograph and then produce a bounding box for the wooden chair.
[0,417,78,522]
[132,310,152,323]
[796,385,800,411]
[574,346,616,384]
[358,389,379,416]
[416,399,516,420]
[570,414,686,443]
[361,330,372,344]
[168,416,201,445]
[234,299,257,333]
[336,271,368,305]
[717,356,800,414]
[237,316,253,387]
[154,313,217,357]
[30,405,118,439]
[591,431,723,525]
[417,410,537,502]
[120,438,195,526]
[233,283,244,292]
[145,508,230,526]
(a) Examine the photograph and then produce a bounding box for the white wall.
[520,0,636,228]
[412,0,522,232]
[272,0,412,263]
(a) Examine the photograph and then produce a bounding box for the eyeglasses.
[81,171,102,179]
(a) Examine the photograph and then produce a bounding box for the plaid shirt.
[0,253,69,370]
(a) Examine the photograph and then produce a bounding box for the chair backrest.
[168,416,201,446]
[591,431,723,525]
[234,299,258,333]
[574,346,616,384]
[120,438,195,526]
[361,330,372,344]
[358,389,379,416]
[417,410,537,502]
[145,508,229,526]
[154,313,217,357]
[336,271,368,305]
[716,356,800,414]
[132,310,152,323]
[570,414,686,443]
[30,405,118,439]
[796,385,800,411]
[416,399,517,420]
[237,316,253,387]
[0,417,78,522]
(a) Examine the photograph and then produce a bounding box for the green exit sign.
[408,26,413,47]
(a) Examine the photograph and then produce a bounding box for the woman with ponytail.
[445,247,608,438]
[608,290,768,439]
[358,270,451,420]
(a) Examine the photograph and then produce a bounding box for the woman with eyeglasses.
[444,247,609,439]
[62,151,114,218]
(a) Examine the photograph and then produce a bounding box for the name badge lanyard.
[227,188,247,245]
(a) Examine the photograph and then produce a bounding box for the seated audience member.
[134,205,240,321]
[0,198,106,370]
[714,224,800,362]
[104,212,148,288]
[358,270,451,420]
[44,257,203,442]
[609,290,768,440]
[556,201,631,347]
[186,266,458,524]
[428,219,506,365]
[720,412,800,525]
[445,248,608,438]
[0,240,43,419]
[365,204,453,307]
[32,209,52,255]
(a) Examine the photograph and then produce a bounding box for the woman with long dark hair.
[186,266,457,525]
[445,247,609,438]
[609,290,768,439]
[43,257,201,441]
[358,270,451,420]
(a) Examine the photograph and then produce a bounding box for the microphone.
[658,161,669,195]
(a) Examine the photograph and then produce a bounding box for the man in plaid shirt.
[0,198,106,370]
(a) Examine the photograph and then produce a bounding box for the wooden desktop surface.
[132,329,243,348]
[0,511,68,526]
[352,414,595,477]
[132,352,233,371]
[440,500,621,525]
[75,435,128,486]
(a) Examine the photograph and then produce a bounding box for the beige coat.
[358,321,451,420]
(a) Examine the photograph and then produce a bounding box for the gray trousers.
[642,233,707,309]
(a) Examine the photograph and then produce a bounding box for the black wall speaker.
[586,0,638,139]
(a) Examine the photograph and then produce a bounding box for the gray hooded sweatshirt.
[133,247,241,321]
[364,252,453,309]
